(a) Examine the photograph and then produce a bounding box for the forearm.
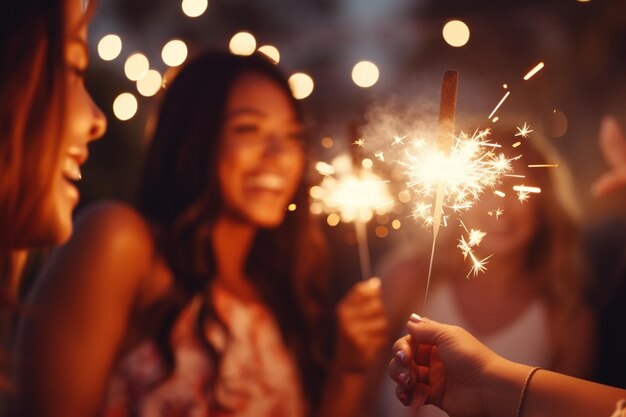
[485,360,626,417]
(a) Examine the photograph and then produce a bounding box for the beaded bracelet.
[515,366,542,417]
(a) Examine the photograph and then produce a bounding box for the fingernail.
[399,372,411,385]
[395,350,406,363]
[409,313,424,323]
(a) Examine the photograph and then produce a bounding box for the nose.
[88,96,107,142]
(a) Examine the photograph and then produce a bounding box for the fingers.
[593,116,626,196]
[592,172,626,196]
[599,116,626,169]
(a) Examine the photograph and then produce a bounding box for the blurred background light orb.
[124,53,149,81]
[352,60,380,88]
[229,32,257,56]
[257,45,280,63]
[288,72,314,100]
[136,70,163,97]
[97,34,122,61]
[161,39,188,67]
[442,20,470,47]
[181,0,208,17]
[113,93,138,121]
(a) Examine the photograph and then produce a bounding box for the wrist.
[482,359,532,417]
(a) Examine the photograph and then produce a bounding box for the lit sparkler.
[311,154,394,280]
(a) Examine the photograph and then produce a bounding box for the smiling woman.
[0,0,105,392]
[14,50,389,417]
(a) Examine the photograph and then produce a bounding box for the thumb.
[406,314,448,347]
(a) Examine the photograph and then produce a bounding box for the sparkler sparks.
[488,91,510,120]
[400,129,513,224]
[375,152,385,161]
[515,123,533,138]
[353,138,365,147]
[311,155,394,280]
[488,208,504,219]
[392,135,406,146]
[457,233,493,278]
[523,62,545,80]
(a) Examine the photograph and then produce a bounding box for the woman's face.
[34,0,107,245]
[218,72,305,228]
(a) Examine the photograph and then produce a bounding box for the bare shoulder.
[26,201,157,306]
[72,201,155,253]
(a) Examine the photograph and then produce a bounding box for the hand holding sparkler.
[592,116,626,196]
[333,277,389,372]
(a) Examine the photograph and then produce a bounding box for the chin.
[252,214,286,229]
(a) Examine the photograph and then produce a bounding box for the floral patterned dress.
[101,285,307,417]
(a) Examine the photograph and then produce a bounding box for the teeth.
[63,158,82,181]
[246,174,285,190]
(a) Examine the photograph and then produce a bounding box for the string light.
[97,34,122,61]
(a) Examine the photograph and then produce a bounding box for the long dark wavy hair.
[136,51,330,414]
[0,0,96,391]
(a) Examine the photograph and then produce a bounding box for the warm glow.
[287,203,297,211]
[113,93,138,121]
[352,61,380,88]
[124,53,149,81]
[162,39,188,67]
[258,45,280,63]
[229,32,257,56]
[181,0,208,17]
[442,20,470,47]
[97,34,122,61]
[136,70,163,97]
[312,155,394,224]
[392,219,401,230]
[288,72,314,100]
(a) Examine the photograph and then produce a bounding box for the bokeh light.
[392,220,402,230]
[162,39,188,67]
[229,32,257,56]
[327,213,341,227]
[352,61,380,88]
[258,45,280,63]
[124,53,149,81]
[288,72,314,100]
[113,93,138,121]
[136,70,163,97]
[361,158,373,169]
[321,137,334,149]
[375,226,389,238]
[287,203,297,211]
[181,0,208,17]
[544,109,568,138]
[97,34,122,61]
[442,20,470,47]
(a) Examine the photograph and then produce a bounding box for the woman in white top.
[373,122,596,417]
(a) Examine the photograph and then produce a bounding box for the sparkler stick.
[355,219,372,281]
[423,70,459,314]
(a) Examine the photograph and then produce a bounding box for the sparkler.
[396,71,515,313]
[311,154,394,280]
